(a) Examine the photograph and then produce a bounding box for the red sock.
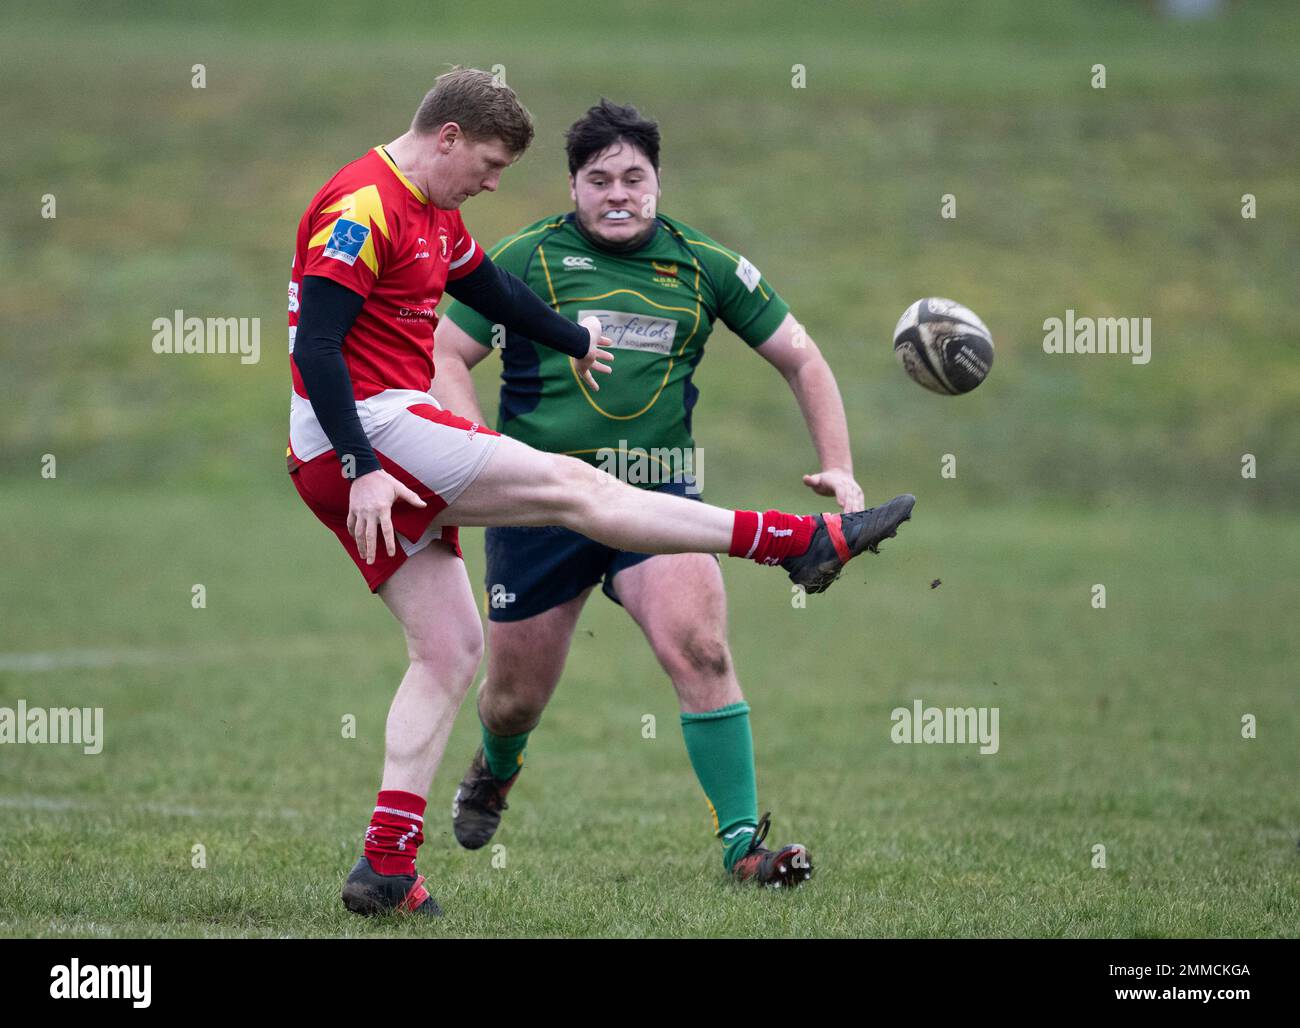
[729,510,817,565]
[364,789,426,876]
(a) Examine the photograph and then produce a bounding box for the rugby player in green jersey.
[435,100,887,886]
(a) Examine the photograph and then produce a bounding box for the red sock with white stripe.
[729,510,817,566]
[364,789,426,875]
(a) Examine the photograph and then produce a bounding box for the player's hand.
[803,468,865,513]
[346,469,427,565]
[574,315,614,391]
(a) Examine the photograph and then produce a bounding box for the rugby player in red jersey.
[287,68,914,916]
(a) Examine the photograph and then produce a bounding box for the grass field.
[1,0,1298,937]
[2,485,1296,937]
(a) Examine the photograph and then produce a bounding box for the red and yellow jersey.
[288,146,483,403]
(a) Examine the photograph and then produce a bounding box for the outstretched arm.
[443,252,614,390]
[754,313,865,513]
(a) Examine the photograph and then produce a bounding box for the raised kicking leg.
[436,435,914,592]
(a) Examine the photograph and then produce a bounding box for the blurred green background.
[4,0,1298,504]
[0,0,1296,937]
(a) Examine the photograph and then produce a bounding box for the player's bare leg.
[377,543,484,793]
[614,554,811,886]
[440,436,733,549]
[438,436,913,589]
[341,543,484,916]
[476,590,592,734]
[612,554,739,712]
[451,590,592,849]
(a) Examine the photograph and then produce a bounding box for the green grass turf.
[0,0,1297,936]
[0,484,1295,937]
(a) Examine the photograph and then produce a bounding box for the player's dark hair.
[565,99,660,176]
[412,67,534,155]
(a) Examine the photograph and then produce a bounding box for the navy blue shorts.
[484,478,704,622]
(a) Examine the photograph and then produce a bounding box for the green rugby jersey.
[442,212,789,479]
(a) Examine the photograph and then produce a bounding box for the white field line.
[0,650,171,673]
[0,795,305,820]
[0,639,362,673]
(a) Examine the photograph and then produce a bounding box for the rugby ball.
[893,297,994,395]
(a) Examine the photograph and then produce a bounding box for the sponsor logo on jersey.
[398,299,437,323]
[415,237,430,259]
[577,310,677,355]
[307,185,390,275]
[322,218,371,266]
[563,255,596,271]
[287,279,299,313]
[734,255,762,292]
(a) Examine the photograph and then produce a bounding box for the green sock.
[480,720,529,781]
[680,701,759,872]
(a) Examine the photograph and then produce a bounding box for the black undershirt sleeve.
[293,256,587,480]
[443,252,590,359]
[292,275,382,478]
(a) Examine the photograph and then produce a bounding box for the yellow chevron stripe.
[491,220,566,261]
[684,237,770,301]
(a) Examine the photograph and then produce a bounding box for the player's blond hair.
[411,67,534,154]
